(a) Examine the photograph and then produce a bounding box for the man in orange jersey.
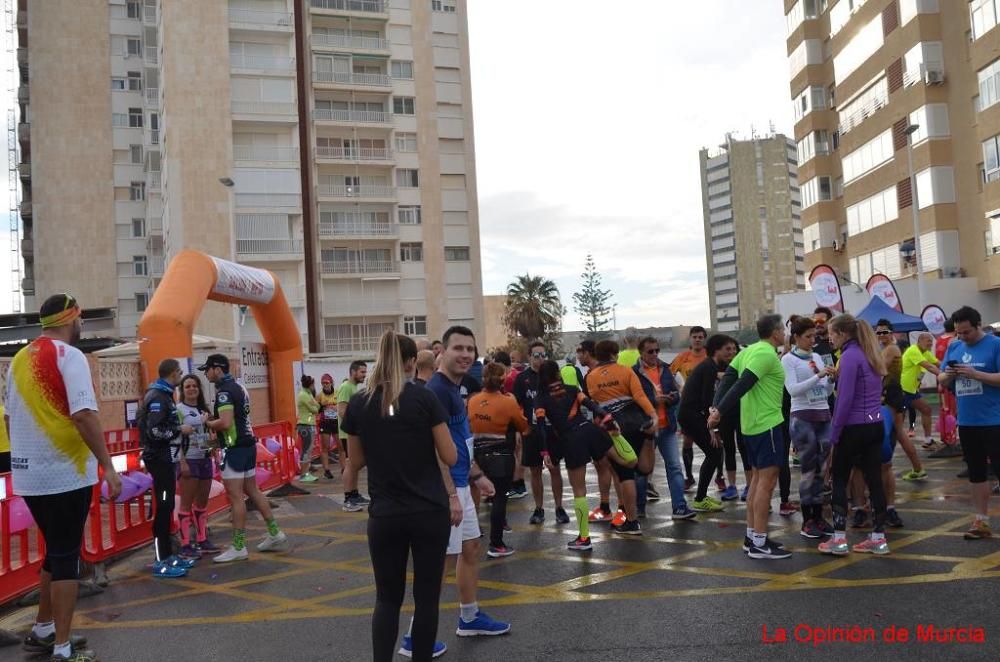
[671,326,707,490]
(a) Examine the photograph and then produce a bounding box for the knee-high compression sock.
[177,510,193,546]
[574,496,590,539]
[683,446,694,480]
[193,506,208,543]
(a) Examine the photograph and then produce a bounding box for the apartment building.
[18,0,484,355]
[786,0,1000,304]
[699,134,805,332]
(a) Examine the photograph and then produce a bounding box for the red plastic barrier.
[0,472,46,606]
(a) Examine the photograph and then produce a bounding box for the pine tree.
[572,254,613,334]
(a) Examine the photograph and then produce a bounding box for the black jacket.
[140,382,183,463]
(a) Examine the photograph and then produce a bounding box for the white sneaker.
[256,531,288,552]
[213,545,249,563]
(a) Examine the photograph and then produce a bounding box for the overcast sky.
[467,1,793,330]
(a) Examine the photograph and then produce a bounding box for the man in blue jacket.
[633,337,696,520]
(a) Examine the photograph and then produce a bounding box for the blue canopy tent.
[854,296,927,332]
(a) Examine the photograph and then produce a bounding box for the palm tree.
[503,274,565,341]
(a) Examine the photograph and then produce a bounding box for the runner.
[812,307,836,368]
[8,293,121,662]
[630,336,677,516]
[200,354,287,563]
[671,326,707,491]
[879,345,906,528]
[513,341,567,525]
[780,318,835,539]
[339,361,371,511]
[938,306,1000,540]
[316,374,339,478]
[560,353,586,390]
[534,360,637,550]
[901,333,941,449]
[708,314,791,560]
[176,374,220,557]
[341,331,458,661]
[875,321,927,480]
[502,350,528,500]
[817,315,890,556]
[617,329,641,368]
[577,340,623,523]
[296,375,321,483]
[414,350,436,385]
[427,326,511,639]
[467,363,530,558]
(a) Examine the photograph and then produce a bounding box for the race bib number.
[806,385,828,405]
[323,406,338,418]
[956,377,983,397]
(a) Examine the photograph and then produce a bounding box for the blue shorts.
[902,392,922,408]
[742,425,785,469]
[880,406,897,464]
[221,445,257,479]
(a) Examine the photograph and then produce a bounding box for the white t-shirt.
[178,402,212,461]
[7,337,99,496]
[781,350,834,414]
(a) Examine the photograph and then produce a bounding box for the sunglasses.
[531,352,548,359]
[644,348,660,354]
[876,331,892,336]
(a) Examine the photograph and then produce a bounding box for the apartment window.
[403,315,427,336]
[130,144,143,164]
[432,0,456,12]
[979,59,1000,112]
[793,85,826,121]
[131,218,146,237]
[984,135,1000,182]
[393,97,415,115]
[135,292,149,312]
[133,255,148,276]
[391,60,414,80]
[127,71,142,91]
[130,182,145,201]
[833,15,883,84]
[801,176,832,209]
[972,0,999,40]
[128,107,143,128]
[400,242,423,262]
[126,0,141,19]
[396,169,419,188]
[398,205,422,225]
[395,132,417,152]
[842,129,893,184]
[846,186,898,237]
[126,38,142,57]
[111,78,127,91]
[444,246,469,261]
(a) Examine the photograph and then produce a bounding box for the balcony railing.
[229,7,294,28]
[312,32,389,51]
[146,129,160,145]
[323,336,384,353]
[320,259,399,275]
[145,46,158,64]
[314,108,390,124]
[17,122,28,142]
[311,0,386,14]
[326,299,401,316]
[231,99,297,115]
[236,238,304,255]
[150,255,165,276]
[318,184,395,199]
[235,193,302,208]
[145,87,159,107]
[147,171,161,190]
[230,54,295,72]
[319,217,396,236]
[148,216,163,233]
[20,201,30,218]
[313,71,390,88]
[143,5,157,25]
[18,162,30,180]
[902,61,943,88]
[316,145,391,161]
[233,145,300,161]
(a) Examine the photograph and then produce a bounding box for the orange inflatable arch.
[137,249,303,426]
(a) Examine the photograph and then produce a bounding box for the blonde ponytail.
[831,314,886,376]
[365,330,418,417]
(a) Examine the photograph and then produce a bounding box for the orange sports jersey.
[584,362,655,416]
[467,391,530,437]
[670,348,707,379]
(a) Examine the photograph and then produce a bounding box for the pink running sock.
[177,511,192,546]
[193,507,208,544]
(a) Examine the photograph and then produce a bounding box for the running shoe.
[567,536,593,551]
[397,635,447,658]
[817,519,835,536]
[886,508,904,528]
[343,496,365,513]
[791,455,801,467]
[487,544,515,558]
[50,650,97,662]
[257,531,288,552]
[611,520,642,536]
[588,507,613,523]
[900,469,928,481]
[747,540,792,560]
[178,544,202,560]
[818,537,849,555]
[742,536,751,552]
[353,493,371,505]
[323,470,335,480]
[166,555,196,569]
[957,467,970,478]
[705,494,724,506]
[456,611,511,637]
[740,485,749,502]
[779,502,798,517]
[799,519,825,539]
[692,498,723,512]
[850,509,869,528]
[555,507,570,524]
[684,477,696,492]
[672,505,697,520]
[23,633,87,655]
[529,508,544,525]
[720,485,739,501]
[646,484,661,500]
[610,509,627,527]
[714,475,727,491]
[964,520,992,540]
[213,545,249,563]
[297,473,318,483]
[196,540,221,554]
[152,560,187,578]
[921,438,936,449]
[506,484,528,500]
[853,537,890,554]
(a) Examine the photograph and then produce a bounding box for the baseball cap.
[321,373,333,384]
[197,353,229,372]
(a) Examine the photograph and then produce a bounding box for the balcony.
[323,336,385,354]
[233,145,300,162]
[20,200,31,219]
[16,47,26,68]
[313,70,390,89]
[17,122,28,143]
[317,184,395,200]
[316,145,391,163]
[18,84,28,103]
[229,7,294,31]
[147,171,161,191]
[903,61,944,88]
[325,298,402,317]
[16,10,25,29]
[230,54,296,73]
[320,259,399,276]
[143,4,157,25]
[311,0,387,16]
[150,254,165,276]
[21,237,32,257]
[18,162,29,180]
[145,87,159,107]
[236,238,304,256]
[312,32,390,53]
[21,277,34,296]
[314,107,391,125]
[145,46,158,65]
[235,192,302,209]
[146,128,159,145]
[231,99,297,118]
[319,216,396,238]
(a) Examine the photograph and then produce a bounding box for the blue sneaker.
[671,505,697,520]
[721,485,739,501]
[456,611,511,637]
[152,560,187,578]
[397,634,446,658]
[167,555,196,569]
[740,486,749,502]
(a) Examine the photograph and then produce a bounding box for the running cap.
[197,354,230,372]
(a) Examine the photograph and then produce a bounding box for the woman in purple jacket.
[818,314,890,556]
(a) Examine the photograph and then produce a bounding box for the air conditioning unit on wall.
[941,266,963,278]
[924,69,945,85]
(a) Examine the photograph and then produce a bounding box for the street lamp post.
[611,303,617,333]
[904,124,928,309]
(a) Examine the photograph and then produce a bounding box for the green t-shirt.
[296,388,319,426]
[337,380,358,440]
[560,364,580,388]
[617,349,640,368]
[901,345,937,394]
[729,340,784,436]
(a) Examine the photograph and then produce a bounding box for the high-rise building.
[699,133,805,332]
[786,0,1000,305]
[17,0,484,355]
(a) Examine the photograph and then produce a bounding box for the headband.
[40,296,81,329]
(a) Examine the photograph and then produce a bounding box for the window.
[395,169,419,187]
[404,315,427,336]
[135,292,149,312]
[788,39,823,78]
[133,255,148,276]
[398,205,422,225]
[111,78,127,91]
[127,71,142,91]
[126,38,142,57]
[908,104,950,143]
[130,144,143,164]
[126,0,141,19]
[391,60,413,80]
[131,218,146,237]
[130,182,145,201]
[846,186,898,237]
[838,76,888,134]
[400,242,423,262]
[984,135,1000,182]
[444,246,469,261]
[432,0,456,11]
[842,129,893,184]
[793,86,826,121]
[112,113,129,127]
[972,0,999,40]
[979,58,1000,112]
[393,97,415,115]
[801,176,832,209]
[395,132,417,152]
[128,107,143,128]
[833,15,883,84]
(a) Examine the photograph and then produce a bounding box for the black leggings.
[779,419,791,502]
[476,449,514,547]
[147,457,176,562]
[831,423,886,533]
[368,510,450,662]
[683,416,722,502]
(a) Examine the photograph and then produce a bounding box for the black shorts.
[0,451,10,473]
[563,423,613,470]
[23,485,92,581]
[960,425,1000,484]
[522,429,563,467]
[319,419,338,436]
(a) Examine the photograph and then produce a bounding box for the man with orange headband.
[7,294,122,661]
